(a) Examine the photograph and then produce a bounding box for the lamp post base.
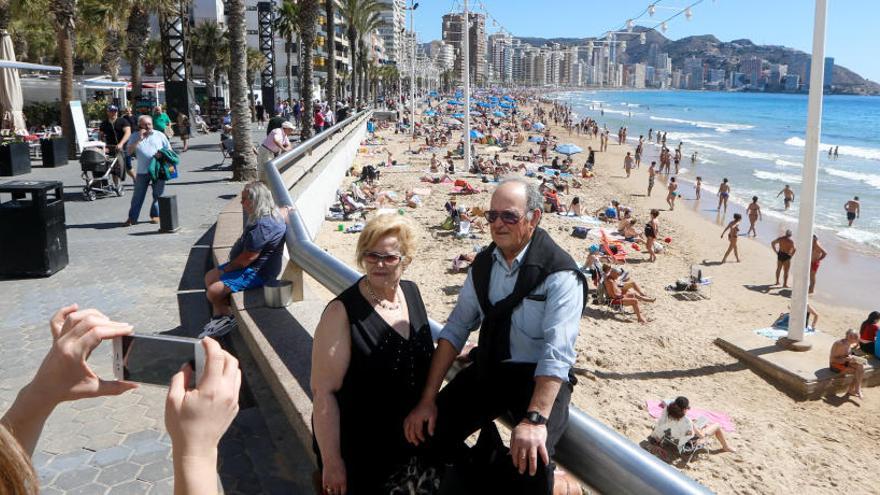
[776,337,813,352]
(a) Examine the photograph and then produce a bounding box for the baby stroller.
[80,148,124,201]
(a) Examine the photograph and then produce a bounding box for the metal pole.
[788,0,828,344]
[463,0,471,173]
[410,1,416,134]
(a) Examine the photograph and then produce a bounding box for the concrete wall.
[293,121,368,240]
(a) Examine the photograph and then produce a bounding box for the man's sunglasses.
[483,210,529,225]
[363,252,404,265]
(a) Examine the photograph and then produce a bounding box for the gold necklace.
[365,278,401,311]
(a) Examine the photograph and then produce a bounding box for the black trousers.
[431,362,572,495]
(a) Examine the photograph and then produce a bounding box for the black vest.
[471,228,587,367]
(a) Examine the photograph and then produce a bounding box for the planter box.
[0,142,32,176]
[40,137,69,168]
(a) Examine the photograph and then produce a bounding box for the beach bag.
[440,216,455,231]
[150,147,181,181]
[571,227,589,239]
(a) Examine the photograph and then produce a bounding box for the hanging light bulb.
[660,21,668,32]
[626,19,634,32]
[649,3,656,16]
[685,7,693,20]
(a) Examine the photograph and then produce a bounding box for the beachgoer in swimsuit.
[666,177,678,211]
[694,176,702,200]
[645,209,660,263]
[844,196,860,226]
[602,264,651,324]
[647,162,657,196]
[859,311,879,356]
[720,213,742,263]
[777,185,795,211]
[809,234,827,294]
[746,196,762,237]
[624,152,634,178]
[717,178,731,211]
[829,330,864,397]
[771,230,797,287]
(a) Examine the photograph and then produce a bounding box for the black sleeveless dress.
[314,278,435,494]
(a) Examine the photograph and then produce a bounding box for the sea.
[550,90,880,256]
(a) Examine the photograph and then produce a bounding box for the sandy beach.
[313,100,879,495]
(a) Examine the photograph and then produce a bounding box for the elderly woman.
[650,396,734,454]
[312,214,437,495]
[200,182,288,338]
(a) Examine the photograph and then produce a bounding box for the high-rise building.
[783,74,800,91]
[630,63,646,89]
[803,56,834,89]
[740,57,763,89]
[441,12,487,85]
[768,64,788,89]
[683,56,704,90]
[707,68,726,88]
[428,40,454,71]
[488,32,515,84]
[376,0,405,65]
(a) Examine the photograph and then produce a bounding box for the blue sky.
[412,0,880,82]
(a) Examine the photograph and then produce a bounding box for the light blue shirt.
[439,243,584,381]
[127,131,170,175]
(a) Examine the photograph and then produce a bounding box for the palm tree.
[339,0,382,106]
[124,0,189,101]
[355,10,382,104]
[143,39,162,76]
[190,21,227,99]
[246,47,268,117]
[49,0,76,157]
[275,0,299,105]
[297,0,319,140]
[226,0,257,181]
[325,0,336,112]
[78,0,130,81]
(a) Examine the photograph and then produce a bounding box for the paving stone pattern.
[0,128,307,494]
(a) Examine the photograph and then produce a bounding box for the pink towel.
[646,400,736,432]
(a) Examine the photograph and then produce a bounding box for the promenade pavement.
[0,126,312,494]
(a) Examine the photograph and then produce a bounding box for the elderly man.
[404,178,586,494]
[123,115,171,226]
[200,182,288,338]
[771,230,797,288]
[829,330,865,398]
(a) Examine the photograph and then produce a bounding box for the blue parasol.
[470,129,484,139]
[555,143,583,156]
[532,122,545,131]
[528,136,544,143]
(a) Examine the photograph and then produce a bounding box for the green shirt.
[152,112,171,132]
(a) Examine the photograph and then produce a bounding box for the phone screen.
[120,335,197,387]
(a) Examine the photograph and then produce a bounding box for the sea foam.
[784,137,880,161]
[688,140,781,161]
[649,116,754,133]
[824,168,880,190]
[753,170,803,184]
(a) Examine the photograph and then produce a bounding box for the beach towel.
[646,400,736,433]
[754,327,816,340]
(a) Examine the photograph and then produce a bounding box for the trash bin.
[40,137,69,167]
[0,180,68,277]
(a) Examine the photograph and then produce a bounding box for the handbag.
[164,124,175,138]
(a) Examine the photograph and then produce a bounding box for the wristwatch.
[523,411,548,426]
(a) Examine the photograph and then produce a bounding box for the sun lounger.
[600,229,627,264]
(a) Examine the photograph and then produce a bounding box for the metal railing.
[262,111,713,495]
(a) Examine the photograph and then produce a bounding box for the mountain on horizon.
[516,27,879,95]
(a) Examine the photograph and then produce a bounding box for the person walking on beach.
[717,178,731,211]
[720,213,742,263]
[647,162,657,196]
[585,146,596,171]
[694,177,702,200]
[844,196,860,226]
[403,179,586,494]
[645,209,660,263]
[624,152,634,178]
[771,230,797,288]
[809,234,827,294]
[666,177,678,211]
[777,185,795,210]
[746,196,762,237]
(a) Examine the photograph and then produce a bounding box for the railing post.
[281,260,305,302]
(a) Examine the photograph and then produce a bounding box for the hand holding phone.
[29,304,138,406]
[165,338,241,458]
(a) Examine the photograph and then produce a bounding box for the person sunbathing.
[830,330,865,397]
[602,264,652,324]
[618,219,643,243]
[649,397,735,454]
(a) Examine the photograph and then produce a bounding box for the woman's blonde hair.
[355,214,418,270]
[0,423,38,495]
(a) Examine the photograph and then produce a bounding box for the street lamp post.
[409,1,418,134]
[463,0,471,173]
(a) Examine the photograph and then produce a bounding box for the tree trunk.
[126,6,150,102]
[325,0,335,112]
[102,28,122,82]
[205,66,216,99]
[347,28,357,104]
[298,0,318,140]
[51,1,76,158]
[226,0,257,182]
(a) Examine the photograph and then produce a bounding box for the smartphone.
[113,334,205,387]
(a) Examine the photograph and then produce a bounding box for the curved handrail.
[262,112,713,495]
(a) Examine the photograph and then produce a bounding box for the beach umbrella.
[555,143,583,156]
[528,136,544,143]
[499,102,513,109]
[424,109,436,117]
[445,118,462,125]
[429,90,439,97]
[469,110,482,116]
[489,96,500,102]
[492,110,506,118]
[476,101,492,108]
[452,113,465,119]
[455,90,463,98]
[447,99,463,106]
[470,129,484,139]
[502,95,515,102]
[0,32,27,132]
[532,122,545,131]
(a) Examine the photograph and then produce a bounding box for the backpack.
[571,227,589,239]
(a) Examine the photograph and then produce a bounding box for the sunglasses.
[483,209,529,225]
[363,252,404,266]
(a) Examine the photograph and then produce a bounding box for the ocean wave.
[784,137,880,161]
[836,228,880,250]
[649,115,754,133]
[774,159,802,168]
[601,108,633,116]
[824,168,880,189]
[688,140,781,161]
[663,131,715,142]
[753,170,803,184]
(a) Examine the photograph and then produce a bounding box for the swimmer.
[720,213,742,263]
